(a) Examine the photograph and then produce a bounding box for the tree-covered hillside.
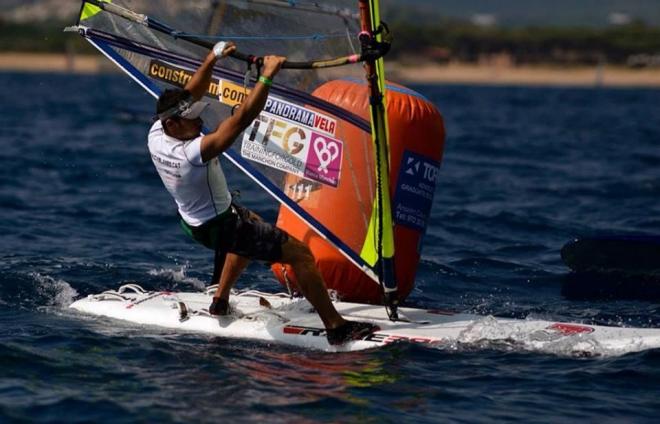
[1,1,659,67]
[384,0,660,27]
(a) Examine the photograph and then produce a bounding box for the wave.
[148,266,206,290]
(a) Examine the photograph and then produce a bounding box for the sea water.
[1,72,660,422]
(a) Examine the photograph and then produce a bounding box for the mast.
[358,0,398,319]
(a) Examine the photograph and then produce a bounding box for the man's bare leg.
[279,237,346,330]
[213,253,250,300]
[209,251,249,315]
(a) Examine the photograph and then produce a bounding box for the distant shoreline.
[0,53,110,74]
[387,62,660,88]
[1,52,660,88]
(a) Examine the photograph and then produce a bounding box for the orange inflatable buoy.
[271,79,445,304]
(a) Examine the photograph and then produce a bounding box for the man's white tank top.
[148,120,231,226]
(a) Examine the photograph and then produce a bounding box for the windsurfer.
[147,41,378,345]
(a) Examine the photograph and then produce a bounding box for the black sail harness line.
[80,0,391,70]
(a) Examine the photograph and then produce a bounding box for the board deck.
[70,284,660,356]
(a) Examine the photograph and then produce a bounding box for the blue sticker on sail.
[393,151,440,232]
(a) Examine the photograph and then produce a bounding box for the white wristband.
[213,41,228,58]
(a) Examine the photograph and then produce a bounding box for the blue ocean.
[1,72,660,422]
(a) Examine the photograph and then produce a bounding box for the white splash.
[454,315,612,357]
[30,272,79,307]
[148,266,206,289]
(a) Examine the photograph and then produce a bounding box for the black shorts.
[180,203,289,262]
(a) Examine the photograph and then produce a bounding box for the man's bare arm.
[200,55,286,163]
[185,42,236,101]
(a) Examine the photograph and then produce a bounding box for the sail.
[72,0,393,286]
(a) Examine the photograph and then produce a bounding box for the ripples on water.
[1,73,660,422]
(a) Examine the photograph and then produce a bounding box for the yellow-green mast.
[358,0,398,319]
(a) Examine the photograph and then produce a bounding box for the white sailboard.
[71,284,660,356]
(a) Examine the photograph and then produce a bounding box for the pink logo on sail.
[304,132,342,187]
